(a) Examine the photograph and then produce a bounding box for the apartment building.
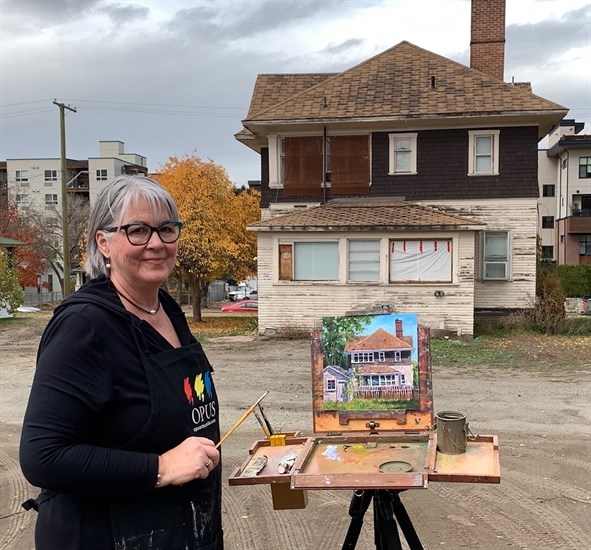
[1,141,148,300]
[538,120,591,265]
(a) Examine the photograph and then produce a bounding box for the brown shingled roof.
[246,73,337,120]
[243,41,565,124]
[345,328,413,352]
[247,200,485,231]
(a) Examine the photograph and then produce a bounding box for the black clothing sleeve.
[20,307,158,496]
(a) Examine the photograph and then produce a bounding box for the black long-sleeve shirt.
[20,278,195,548]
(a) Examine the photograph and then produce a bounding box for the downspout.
[558,151,563,263]
[565,150,569,263]
[322,126,327,204]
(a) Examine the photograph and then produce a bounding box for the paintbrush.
[215,391,269,449]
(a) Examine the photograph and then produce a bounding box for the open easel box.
[228,313,500,510]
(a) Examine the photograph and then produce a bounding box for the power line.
[60,98,245,111]
[0,97,247,120]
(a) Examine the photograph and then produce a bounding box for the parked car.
[220,300,258,313]
[227,280,258,301]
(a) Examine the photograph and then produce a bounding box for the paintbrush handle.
[215,391,269,449]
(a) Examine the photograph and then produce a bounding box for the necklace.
[116,289,161,315]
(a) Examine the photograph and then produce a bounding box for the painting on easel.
[312,313,433,433]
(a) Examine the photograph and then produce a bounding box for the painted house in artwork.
[322,318,416,403]
[323,365,351,402]
[345,319,415,400]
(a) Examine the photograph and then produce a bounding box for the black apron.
[109,339,223,550]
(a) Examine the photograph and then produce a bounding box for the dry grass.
[188,315,258,340]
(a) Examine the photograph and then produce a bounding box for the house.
[323,365,351,403]
[322,317,417,404]
[345,320,415,400]
[538,120,591,265]
[1,141,148,300]
[236,0,568,337]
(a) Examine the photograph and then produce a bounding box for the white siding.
[421,198,537,310]
[256,230,476,337]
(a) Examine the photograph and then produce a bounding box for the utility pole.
[53,100,77,298]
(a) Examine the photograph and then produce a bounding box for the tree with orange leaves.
[154,153,260,321]
[0,203,45,288]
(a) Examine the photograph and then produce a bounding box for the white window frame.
[16,170,29,183]
[96,169,108,181]
[16,193,29,206]
[44,170,58,182]
[482,231,512,280]
[468,130,500,176]
[348,239,380,282]
[293,241,339,281]
[388,133,417,175]
[268,135,280,188]
[389,239,453,283]
[352,352,375,364]
[44,193,58,208]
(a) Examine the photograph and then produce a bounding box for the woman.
[20,175,223,549]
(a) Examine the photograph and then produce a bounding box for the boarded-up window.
[390,240,452,282]
[282,137,323,198]
[279,244,293,280]
[331,135,369,195]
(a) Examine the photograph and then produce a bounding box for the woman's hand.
[156,437,220,487]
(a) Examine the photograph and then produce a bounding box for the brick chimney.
[470,0,506,81]
[395,319,403,339]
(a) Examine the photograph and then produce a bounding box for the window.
[389,239,452,282]
[348,240,380,281]
[44,170,58,182]
[96,169,108,181]
[330,135,370,195]
[468,130,500,175]
[352,352,375,363]
[16,193,29,206]
[579,235,591,256]
[541,216,554,229]
[326,379,336,391]
[279,135,369,197]
[280,137,323,198]
[293,242,339,281]
[45,193,58,207]
[482,231,511,280]
[542,184,555,197]
[388,133,417,175]
[579,157,591,179]
[541,246,554,260]
[16,170,29,183]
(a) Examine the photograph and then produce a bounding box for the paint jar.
[435,410,469,455]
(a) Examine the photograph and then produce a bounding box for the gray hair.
[85,175,180,278]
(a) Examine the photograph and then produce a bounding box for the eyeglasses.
[103,221,183,246]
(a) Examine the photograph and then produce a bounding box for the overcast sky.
[1,0,589,186]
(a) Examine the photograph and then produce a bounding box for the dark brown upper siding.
[371,126,539,200]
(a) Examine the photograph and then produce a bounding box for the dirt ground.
[1,315,590,550]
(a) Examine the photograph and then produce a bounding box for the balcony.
[565,214,591,234]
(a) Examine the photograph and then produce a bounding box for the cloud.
[99,3,149,25]
[0,0,101,31]
[506,5,591,69]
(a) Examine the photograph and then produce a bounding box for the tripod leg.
[341,490,374,550]
[374,491,403,550]
[389,492,424,550]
